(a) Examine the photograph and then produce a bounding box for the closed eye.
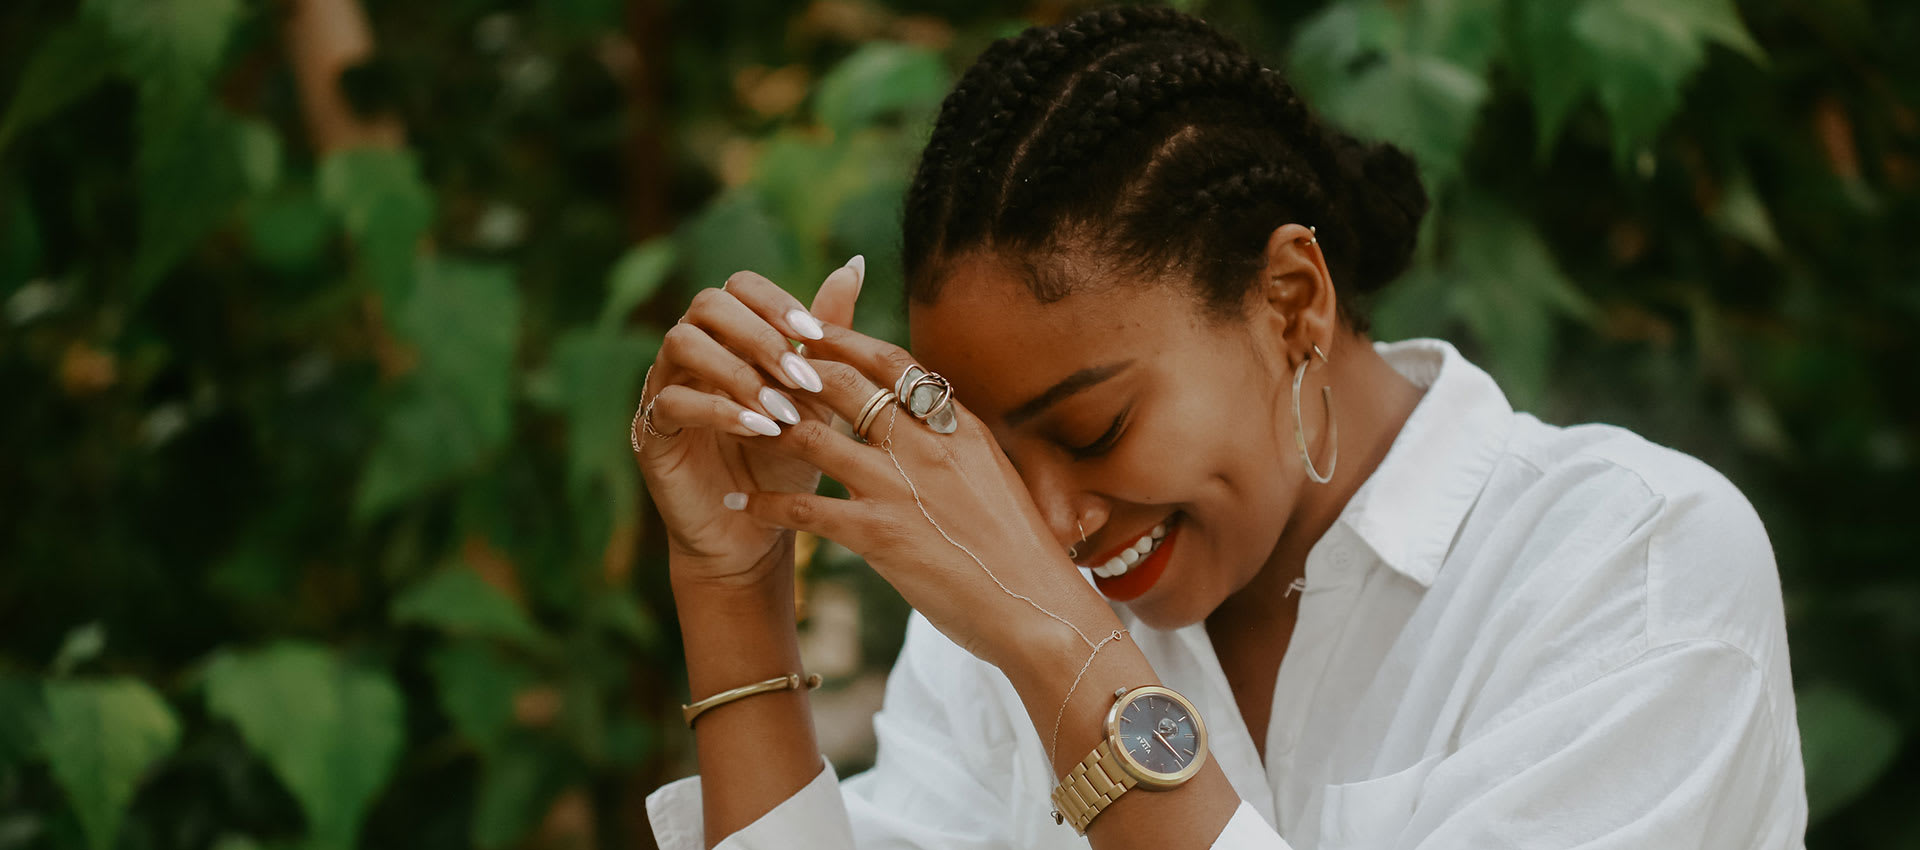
[1066,406,1129,460]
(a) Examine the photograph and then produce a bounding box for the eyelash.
[1067,407,1130,460]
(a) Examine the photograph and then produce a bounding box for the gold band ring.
[854,388,897,442]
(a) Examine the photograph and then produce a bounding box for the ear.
[1254,222,1338,368]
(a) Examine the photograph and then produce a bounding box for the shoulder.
[1486,414,1783,653]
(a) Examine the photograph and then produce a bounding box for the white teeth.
[1104,556,1127,575]
[1132,536,1154,555]
[1151,524,1167,539]
[1119,548,1141,566]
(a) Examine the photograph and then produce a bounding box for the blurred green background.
[1,0,1915,847]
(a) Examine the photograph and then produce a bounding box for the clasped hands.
[633,266,1114,672]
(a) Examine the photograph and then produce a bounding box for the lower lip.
[1093,515,1181,602]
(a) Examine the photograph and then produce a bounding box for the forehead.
[905,257,1202,420]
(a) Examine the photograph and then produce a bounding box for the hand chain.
[875,403,1130,767]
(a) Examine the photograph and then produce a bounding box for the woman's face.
[908,253,1312,630]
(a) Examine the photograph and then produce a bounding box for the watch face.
[1110,687,1207,786]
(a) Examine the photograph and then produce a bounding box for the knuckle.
[708,393,735,420]
[787,497,819,524]
[661,322,697,353]
[688,287,728,316]
[818,361,868,396]
[792,420,833,455]
[730,360,762,391]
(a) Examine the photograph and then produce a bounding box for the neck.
[1210,333,1424,632]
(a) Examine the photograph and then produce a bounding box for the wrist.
[672,539,805,700]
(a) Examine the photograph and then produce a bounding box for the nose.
[1012,451,1107,556]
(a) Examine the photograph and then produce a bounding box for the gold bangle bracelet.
[682,672,823,728]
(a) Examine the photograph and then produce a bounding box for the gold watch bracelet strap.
[1050,737,1138,835]
[682,672,822,728]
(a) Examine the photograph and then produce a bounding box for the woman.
[634,6,1806,849]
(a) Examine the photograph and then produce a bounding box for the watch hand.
[1151,729,1182,762]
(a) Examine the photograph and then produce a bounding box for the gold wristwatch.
[1050,684,1210,834]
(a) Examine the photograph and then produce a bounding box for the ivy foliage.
[0,0,1915,847]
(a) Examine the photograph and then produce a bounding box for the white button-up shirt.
[647,338,1807,849]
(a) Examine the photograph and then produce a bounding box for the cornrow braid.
[922,8,1222,252]
[902,5,1429,327]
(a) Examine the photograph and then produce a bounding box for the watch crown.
[1113,686,1130,698]
[1052,810,1064,825]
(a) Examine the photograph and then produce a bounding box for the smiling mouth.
[1078,513,1181,602]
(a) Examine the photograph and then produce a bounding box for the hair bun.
[1334,137,1429,293]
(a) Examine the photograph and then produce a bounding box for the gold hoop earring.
[1292,345,1338,484]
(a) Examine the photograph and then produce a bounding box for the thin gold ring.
[854,389,896,442]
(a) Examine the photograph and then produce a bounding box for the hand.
[718,323,1117,669]
[633,260,863,587]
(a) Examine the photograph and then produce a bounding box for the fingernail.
[784,308,824,340]
[739,409,782,437]
[723,492,749,511]
[781,352,823,393]
[845,255,865,289]
[759,386,801,425]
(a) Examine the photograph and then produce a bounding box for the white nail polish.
[723,492,749,511]
[785,308,824,340]
[781,352,823,393]
[759,386,801,425]
[739,410,782,437]
[846,255,865,287]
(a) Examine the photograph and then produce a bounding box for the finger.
[685,286,824,394]
[805,358,894,427]
[725,489,866,545]
[759,418,886,493]
[646,384,786,442]
[806,322,921,399]
[659,323,803,427]
[809,255,864,330]
[722,269,827,342]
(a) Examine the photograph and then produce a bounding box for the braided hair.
[902,5,1428,329]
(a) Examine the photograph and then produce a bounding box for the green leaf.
[0,674,45,768]
[41,679,180,850]
[129,93,258,299]
[0,184,43,289]
[676,187,803,297]
[1286,0,1404,98]
[1314,54,1488,188]
[546,329,659,509]
[1798,683,1902,825]
[1519,0,1763,160]
[318,149,435,305]
[1374,197,1594,407]
[355,258,520,520]
[472,736,579,850]
[600,238,676,330]
[426,642,535,755]
[83,0,242,84]
[812,43,950,137]
[246,190,334,273]
[393,259,519,440]
[0,18,119,157]
[204,642,403,850]
[391,569,550,650]
[1406,0,1504,72]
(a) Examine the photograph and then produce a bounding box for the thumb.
[809,255,864,329]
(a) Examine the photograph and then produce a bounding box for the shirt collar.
[1335,338,1515,588]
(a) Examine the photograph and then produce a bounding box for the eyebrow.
[1004,360,1135,428]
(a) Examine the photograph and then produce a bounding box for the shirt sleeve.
[1355,639,1805,850]
[643,613,1037,850]
[645,756,853,850]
